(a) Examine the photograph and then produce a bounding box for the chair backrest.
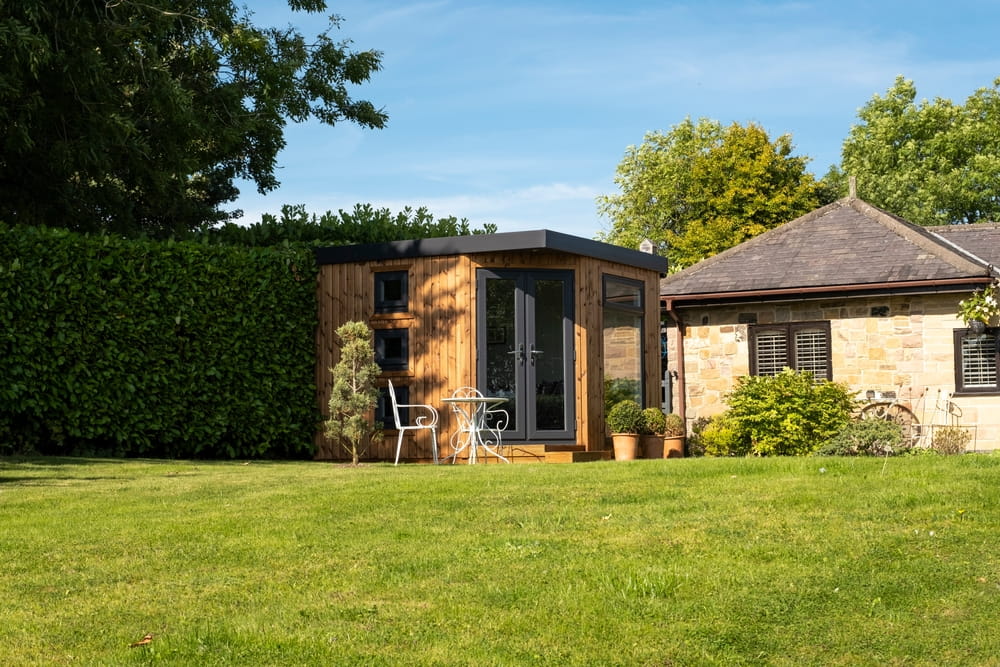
[387,380,404,430]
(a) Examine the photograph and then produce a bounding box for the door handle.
[507,344,525,363]
[529,346,543,365]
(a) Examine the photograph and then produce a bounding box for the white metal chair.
[388,380,439,465]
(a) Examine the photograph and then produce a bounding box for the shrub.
[607,400,643,434]
[639,408,667,435]
[818,419,906,456]
[686,417,711,457]
[699,414,740,457]
[724,369,857,456]
[932,426,971,455]
[663,413,685,437]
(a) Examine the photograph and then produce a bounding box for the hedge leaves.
[0,225,318,458]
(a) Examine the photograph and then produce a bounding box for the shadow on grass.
[0,456,151,486]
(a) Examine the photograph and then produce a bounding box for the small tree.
[325,321,382,465]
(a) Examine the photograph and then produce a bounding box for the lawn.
[2,455,999,665]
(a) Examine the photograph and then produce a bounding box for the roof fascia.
[661,277,994,308]
[315,229,668,272]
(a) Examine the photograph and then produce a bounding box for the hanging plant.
[958,278,1000,328]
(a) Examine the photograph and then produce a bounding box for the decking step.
[543,449,609,463]
[447,443,607,464]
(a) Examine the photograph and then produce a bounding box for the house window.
[603,275,644,407]
[749,322,832,381]
[954,328,999,393]
[374,329,409,371]
[374,271,408,313]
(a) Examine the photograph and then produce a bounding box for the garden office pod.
[315,230,667,463]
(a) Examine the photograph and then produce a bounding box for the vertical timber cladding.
[586,260,663,451]
[315,255,469,461]
[315,241,665,461]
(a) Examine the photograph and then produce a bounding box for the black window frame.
[602,274,646,404]
[374,328,409,371]
[374,270,409,313]
[749,321,832,381]
[954,327,1000,394]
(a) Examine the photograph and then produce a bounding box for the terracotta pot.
[611,433,640,460]
[641,434,664,459]
[664,436,685,458]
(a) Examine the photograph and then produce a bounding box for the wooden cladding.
[315,249,662,462]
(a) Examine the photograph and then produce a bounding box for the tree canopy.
[0,0,387,238]
[199,203,497,246]
[597,118,824,270]
[841,76,1000,226]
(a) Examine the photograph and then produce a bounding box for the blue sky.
[234,1,1000,240]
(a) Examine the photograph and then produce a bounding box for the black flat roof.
[314,229,667,273]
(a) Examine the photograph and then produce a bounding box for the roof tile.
[661,198,995,297]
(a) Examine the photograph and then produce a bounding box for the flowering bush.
[958,279,1000,325]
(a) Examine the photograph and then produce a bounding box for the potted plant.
[607,399,643,460]
[639,407,667,459]
[663,413,686,458]
[959,279,1000,333]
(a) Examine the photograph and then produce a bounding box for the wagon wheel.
[860,403,920,440]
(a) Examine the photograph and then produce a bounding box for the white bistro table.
[441,395,509,464]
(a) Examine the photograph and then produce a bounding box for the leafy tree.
[597,118,822,270]
[841,76,1000,225]
[198,203,497,246]
[0,0,386,238]
[325,321,382,465]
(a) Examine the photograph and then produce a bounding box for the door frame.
[476,268,576,441]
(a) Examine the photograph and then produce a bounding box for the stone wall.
[664,292,999,450]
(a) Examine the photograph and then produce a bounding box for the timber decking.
[410,443,609,465]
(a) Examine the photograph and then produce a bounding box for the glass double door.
[478,269,575,441]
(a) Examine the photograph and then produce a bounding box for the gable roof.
[316,229,668,273]
[660,198,996,304]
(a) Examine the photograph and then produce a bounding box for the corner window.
[749,322,831,381]
[603,275,644,408]
[374,271,408,313]
[374,329,409,371]
[955,328,999,393]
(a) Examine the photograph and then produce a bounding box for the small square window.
[374,329,409,371]
[375,271,408,313]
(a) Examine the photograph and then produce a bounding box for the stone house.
[660,197,1000,451]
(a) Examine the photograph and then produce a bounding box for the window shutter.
[960,332,998,389]
[794,328,830,381]
[754,330,788,376]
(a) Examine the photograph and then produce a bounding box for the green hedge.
[0,225,318,458]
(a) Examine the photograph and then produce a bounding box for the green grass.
[2,455,999,666]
